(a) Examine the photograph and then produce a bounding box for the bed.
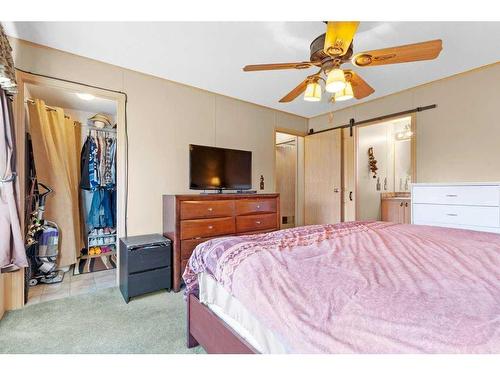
[183,221,500,354]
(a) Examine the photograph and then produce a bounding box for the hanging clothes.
[80,129,117,231]
[87,188,115,229]
[81,131,116,190]
[80,136,92,190]
[0,90,27,272]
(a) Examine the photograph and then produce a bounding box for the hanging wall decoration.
[368,147,378,178]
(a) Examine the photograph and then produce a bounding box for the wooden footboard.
[187,293,258,354]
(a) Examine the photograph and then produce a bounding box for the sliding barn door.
[304,129,342,225]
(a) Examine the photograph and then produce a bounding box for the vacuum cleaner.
[25,182,64,286]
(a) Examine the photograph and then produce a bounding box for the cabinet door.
[397,201,406,224]
[403,200,411,224]
[381,199,401,223]
[304,130,342,225]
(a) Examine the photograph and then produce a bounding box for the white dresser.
[411,183,500,233]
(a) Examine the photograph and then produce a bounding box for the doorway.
[355,115,415,221]
[274,131,304,229]
[15,72,126,307]
[304,129,342,225]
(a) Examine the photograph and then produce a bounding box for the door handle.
[349,191,353,201]
[333,187,340,193]
[405,202,408,207]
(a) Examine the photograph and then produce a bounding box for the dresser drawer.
[180,238,212,260]
[181,200,235,220]
[181,259,188,276]
[236,213,277,233]
[413,204,500,228]
[412,185,500,206]
[236,199,277,215]
[128,243,171,274]
[180,217,235,240]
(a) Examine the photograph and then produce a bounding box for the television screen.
[189,144,252,191]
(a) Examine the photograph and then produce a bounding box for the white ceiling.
[26,83,117,115]
[5,22,500,118]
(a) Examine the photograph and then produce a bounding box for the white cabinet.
[411,183,500,233]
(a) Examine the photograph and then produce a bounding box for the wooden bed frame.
[187,294,258,354]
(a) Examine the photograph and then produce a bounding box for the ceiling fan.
[242,22,442,104]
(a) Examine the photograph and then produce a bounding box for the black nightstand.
[119,234,171,303]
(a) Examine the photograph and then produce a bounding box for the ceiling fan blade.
[279,78,310,103]
[345,71,374,99]
[352,39,443,67]
[323,21,359,56]
[243,62,315,72]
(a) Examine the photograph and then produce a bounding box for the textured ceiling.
[4,22,500,118]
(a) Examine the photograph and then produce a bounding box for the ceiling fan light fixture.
[303,81,322,102]
[334,82,354,101]
[325,68,346,93]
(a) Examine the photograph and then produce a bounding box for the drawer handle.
[446,213,458,216]
[400,202,404,207]
[256,221,261,225]
[256,205,261,209]
[208,225,214,229]
[207,207,213,212]
[445,194,458,197]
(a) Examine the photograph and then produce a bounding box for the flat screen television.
[189,144,252,191]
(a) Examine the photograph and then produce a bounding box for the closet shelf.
[87,233,116,239]
[79,250,117,260]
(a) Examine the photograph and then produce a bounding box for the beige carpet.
[0,287,205,354]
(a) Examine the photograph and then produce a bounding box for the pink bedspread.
[183,221,500,353]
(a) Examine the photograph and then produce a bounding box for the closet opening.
[354,115,416,223]
[16,72,126,306]
[274,130,304,229]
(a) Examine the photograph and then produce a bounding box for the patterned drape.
[0,24,16,95]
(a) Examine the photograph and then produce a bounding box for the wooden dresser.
[163,193,280,292]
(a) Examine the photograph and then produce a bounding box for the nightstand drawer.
[128,243,170,274]
[128,267,171,297]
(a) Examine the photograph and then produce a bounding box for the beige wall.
[10,38,308,236]
[309,63,500,183]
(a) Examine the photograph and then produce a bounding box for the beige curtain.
[28,99,81,267]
